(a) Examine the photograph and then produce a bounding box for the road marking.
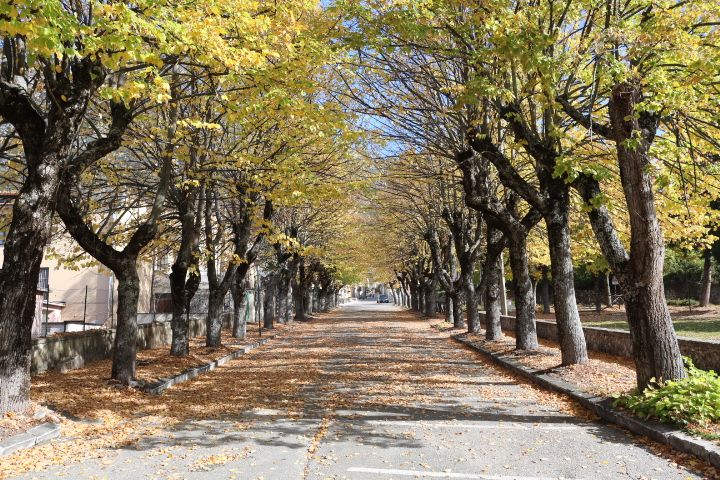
[347,467,582,479]
[364,420,579,430]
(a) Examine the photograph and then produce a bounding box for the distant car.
[377,294,390,303]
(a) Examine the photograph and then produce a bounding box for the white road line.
[364,420,579,430]
[347,467,582,480]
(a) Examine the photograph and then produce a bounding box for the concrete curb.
[0,422,61,456]
[451,333,720,469]
[142,335,277,395]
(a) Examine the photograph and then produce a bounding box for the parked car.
[377,294,390,303]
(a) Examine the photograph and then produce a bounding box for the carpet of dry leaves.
[1,308,716,479]
[0,323,296,478]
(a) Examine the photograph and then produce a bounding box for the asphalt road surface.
[11,301,705,479]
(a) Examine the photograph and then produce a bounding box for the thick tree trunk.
[276,277,292,323]
[484,252,504,341]
[540,267,551,314]
[206,289,224,348]
[546,209,588,365]
[508,235,538,350]
[0,168,58,412]
[452,291,465,329]
[462,274,480,333]
[306,289,313,316]
[444,295,454,324]
[231,276,248,339]
[169,260,192,356]
[423,278,437,317]
[263,277,276,329]
[294,286,306,321]
[169,199,199,356]
[232,296,247,340]
[610,81,685,388]
[699,251,712,307]
[112,267,141,383]
[410,283,419,311]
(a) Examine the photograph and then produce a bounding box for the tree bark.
[699,250,712,307]
[569,80,686,388]
[263,275,276,329]
[499,252,508,316]
[452,291,465,329]
[206,289,225,348]
[410,282,420,311]
[0,162,59,413]
[423,275,438,317]
[169,195,200,356]
[546,207,588,365]
[508,235,539,350]
[463,274,480,333]
[604,272,613,307]
[540,267,551,314]
[609,81,684,387]
[231,272,250,339]
[0,70,123,412]
[485,236,504,341]
[112,266,141,382]
[444,295,454,324]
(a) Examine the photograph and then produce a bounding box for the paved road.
[11,302,703,479]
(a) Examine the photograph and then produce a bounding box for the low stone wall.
[31,313,232,375]
[485,313,720,373]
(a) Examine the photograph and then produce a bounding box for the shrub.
[614,358,720,427]
[667,298,699,307]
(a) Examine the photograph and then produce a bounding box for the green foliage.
[614,358,720,427]
[666,298,700,307]
[572,264,598,290]
[663,248,703,286]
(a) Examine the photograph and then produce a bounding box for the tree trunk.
[423,277,437,317]
[540,267,551,314]
[609,80,685,388]
[485,246,504,341]
[231,276,248,339]
[0,180,57,413]
[0,138,67,413]
[508,235,538,350]
[294,286,306,321]
[206,289,224,347]
[410,283,419,311]
[112,266,141,383]
[546,210,588,365]
[169,265,190,356]
[276,277,292,323]
[306,289,313,316]
[444,295,454,324]
[263,277,276,329]
[604,272,612,307]
[499,252,508,316]
[462,274,480,333]
[452,291,465,329]
[699,250,712,307]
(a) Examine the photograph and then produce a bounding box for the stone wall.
[31,313,232,375]
[486,313,720,373]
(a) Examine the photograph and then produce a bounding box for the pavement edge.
[450,332,720,469]
[0,422,61,457]
[142,334,277,395]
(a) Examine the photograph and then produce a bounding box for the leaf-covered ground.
[1,303,714,479]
